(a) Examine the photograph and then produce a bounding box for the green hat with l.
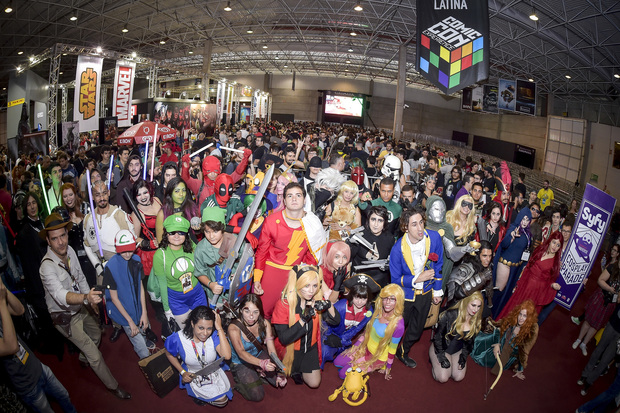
[201,206,226,224]
[163,215,190,232]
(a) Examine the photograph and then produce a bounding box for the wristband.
[180,369,187,375]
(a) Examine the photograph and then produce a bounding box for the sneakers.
[572,339,582,349]
[580,382,591,396]
[577,376,586,386]
[571,316,582,326]
[579,343,588,356]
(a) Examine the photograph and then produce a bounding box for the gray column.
[393,45,406,141]
[201,39,213,101]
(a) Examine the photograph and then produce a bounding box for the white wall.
[586,122,620,202]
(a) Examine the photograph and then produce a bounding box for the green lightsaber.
[37,164,52,215]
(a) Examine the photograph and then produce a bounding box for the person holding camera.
[38,213,131,399]
[271,265,340,387]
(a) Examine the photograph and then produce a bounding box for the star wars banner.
[554,184,617,310]
[73,55,103,132]
[416,0,490,95]
[112,61,136,128]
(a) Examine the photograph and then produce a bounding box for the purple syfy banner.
[554,184,617,309]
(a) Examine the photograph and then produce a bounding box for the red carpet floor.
[37,277,616,413]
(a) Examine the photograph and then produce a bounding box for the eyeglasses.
[462,201,473,210]
[530,208,540,213]
[382,296,397,303]
[168,231,187,236]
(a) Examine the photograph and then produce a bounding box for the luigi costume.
[152,215,206,327]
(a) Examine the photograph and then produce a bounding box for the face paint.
[351,166,365,186]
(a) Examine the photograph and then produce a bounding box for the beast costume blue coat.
[390,229,444,301]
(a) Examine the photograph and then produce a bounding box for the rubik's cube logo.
[418,16,485,94]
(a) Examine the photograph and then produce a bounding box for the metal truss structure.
[1,0,619,122]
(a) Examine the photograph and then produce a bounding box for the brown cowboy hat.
[39,213,73,240]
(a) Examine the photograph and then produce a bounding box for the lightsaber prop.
[189,143,214,158]
[150,128,159,182]
[86,170,104,257]
[107,154,114,190]
[143,140,149,180]
[37,164,52,215]
[220,146,244,154]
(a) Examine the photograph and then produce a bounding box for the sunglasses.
[530,208,540,213]
[462,201,473,210]
[168,231,187,236]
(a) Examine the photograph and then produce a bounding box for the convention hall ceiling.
[0,0,619,103]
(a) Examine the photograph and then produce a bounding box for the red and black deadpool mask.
[215,174,234,207]
[351,166,365,186]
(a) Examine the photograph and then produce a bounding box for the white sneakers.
[572,339,581,349]
[572,339,588,355]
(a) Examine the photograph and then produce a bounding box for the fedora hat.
[39,213,73,240]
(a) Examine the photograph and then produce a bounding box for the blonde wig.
[336,180,360,206]
[446,194,477,243]
[346,283,404,370]
[280,265,324,375]
[445,291,483,340]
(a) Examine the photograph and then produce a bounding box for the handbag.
[424,302,441,328]
[137,348,178,398]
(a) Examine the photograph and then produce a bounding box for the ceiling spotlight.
[131,51,137,58]
[529,10,538,21]
[224,1,232,11]
[69,9,77,21]
[225,66,229,69]
[4,2,12,13]
[275,55,279,60]
[354,2,363,11]
[96,46,102,53]
[283,64,288,68]
[528,78,534,82]
[198,84,202,88]
[565,74,571,79]
[348,47,354,52]
[16,66,21,72]
[17,51,23,55]
[59,71,63,75]
[29,56,35,62]
[262,45,268,49]
[122,25,129,33]
[247,28,254,34]
[160,40,166,44]
[166,90,171,95]
[345,69,349,72]
[350,31,357,36]
[346,59,351,64]
[188,50,193,54]
[614,74,620,79]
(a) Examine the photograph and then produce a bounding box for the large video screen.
[324,94,364,117]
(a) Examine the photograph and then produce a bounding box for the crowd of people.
[0,120,618,411]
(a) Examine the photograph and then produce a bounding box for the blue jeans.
[578,369,620,413]
[20,364,77,413]
[537,301,557,325]
[121,325,150,359]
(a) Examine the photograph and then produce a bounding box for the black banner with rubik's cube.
[416,0,489,95]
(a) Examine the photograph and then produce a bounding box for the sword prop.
[354,259,389,272]
[210,165,274,307]
[106,154,114,190]
[143,140,149,180]
[37,164,52,215]
[123,188,157,245]
[86,170,104,257]
[189,143,214,158]
[220,146,244,154]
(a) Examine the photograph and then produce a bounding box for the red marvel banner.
[113,61,136,128]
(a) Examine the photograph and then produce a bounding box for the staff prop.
[0,206,16,239]
[86,170,104,257]
[107,154,114,190]
[220,146,244,154]
[143,140,149,180]
[37,164,52,215]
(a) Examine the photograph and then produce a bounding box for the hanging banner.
[461,87,473,111]
[554,185,617,310]
[416,0,489,95]
[112,61,136,128]
[482,84,498,113]
[516,79,536,115]
[498,79,516,111]
[73,55,103,132]
[471,86,483,112]
[216,82,225,124]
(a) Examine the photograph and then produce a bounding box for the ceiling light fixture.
[614,74,620,79]
[348,47,354,52]
[160,40,166,44]
[346,59,351,64]
[354,2,363,11]
[96,46,102,53]
[131,51,137,58]
[4,1,12,13]
[350,31,357,36]
[529,9,538,21]
[262,45,268,49]
[528,78,534,82]
[283,64,288,68]
[122,25,129,33]
[224,1,232,11]
[565,74,571,79]
[17,51,23,55]
[29,56,35,62]
[69,9,77,21]
[247,28,254,34]
[189,50,193,54]
[275,55,279,59]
